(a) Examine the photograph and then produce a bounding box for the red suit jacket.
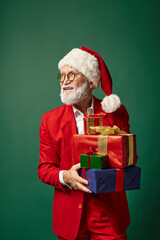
[38,96,130,240]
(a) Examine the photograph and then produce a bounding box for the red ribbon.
[84,118,87,135]
[87,146,98,155]
[86,147,98,168]
[115,169,125,192]
[82,168,86,179]
[94,117,99,128]
[82,168,125,192]
[87,155,91,168]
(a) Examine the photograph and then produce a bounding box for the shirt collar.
[72,96,94,118]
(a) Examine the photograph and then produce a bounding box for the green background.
[1,0,160,239]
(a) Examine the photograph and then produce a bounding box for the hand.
[63,163,92,193]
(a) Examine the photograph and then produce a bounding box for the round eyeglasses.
[57,72,82,84]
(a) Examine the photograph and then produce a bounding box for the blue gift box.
[79,166,141,194]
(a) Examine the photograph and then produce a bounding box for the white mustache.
[61,84,75,90]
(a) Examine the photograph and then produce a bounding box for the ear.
[89,81,94,89]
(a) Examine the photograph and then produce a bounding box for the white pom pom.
[101,94,121,113]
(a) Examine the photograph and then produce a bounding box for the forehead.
[61,65,78,73]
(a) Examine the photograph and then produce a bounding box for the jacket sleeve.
[38,114,70,192]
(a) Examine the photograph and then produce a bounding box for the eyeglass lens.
[59,72,75,82]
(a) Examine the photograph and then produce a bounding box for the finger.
[72,163,81,171]
[74,175,88,185]
[75,182,92,193]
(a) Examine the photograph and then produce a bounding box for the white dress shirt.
[59,98,94,188]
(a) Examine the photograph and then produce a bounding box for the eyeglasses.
[57,71,82,84]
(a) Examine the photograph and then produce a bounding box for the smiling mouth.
[63,87,74,91]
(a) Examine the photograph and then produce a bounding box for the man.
[38,47,130,240]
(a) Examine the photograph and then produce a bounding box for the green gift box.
[80,154,108,169]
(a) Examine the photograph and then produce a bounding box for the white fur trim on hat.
[58,48,101,89]
[101,94,121,113]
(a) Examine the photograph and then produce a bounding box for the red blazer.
[38,96,130,240]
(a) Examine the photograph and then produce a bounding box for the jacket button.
[79,204,82,209]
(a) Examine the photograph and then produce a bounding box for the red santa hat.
[58,46,121,113]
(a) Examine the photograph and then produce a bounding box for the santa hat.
[58,46,121,113]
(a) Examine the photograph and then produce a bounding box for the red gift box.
[83,113,106,135]
[73,134,138,168]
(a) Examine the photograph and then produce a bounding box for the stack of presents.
[73,114,141,194]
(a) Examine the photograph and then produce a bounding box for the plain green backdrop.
[1,0,160,239]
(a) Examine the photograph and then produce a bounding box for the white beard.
[60,80,89,105]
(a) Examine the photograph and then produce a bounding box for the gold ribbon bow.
[90,125,127,135]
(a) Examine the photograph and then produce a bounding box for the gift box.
[80,153,108,169]
[73,134,138,168]
[84,113,106,135]
[79,166,141,194]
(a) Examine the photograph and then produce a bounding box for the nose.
[63,74,70,85]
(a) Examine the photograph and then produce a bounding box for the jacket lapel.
[61,105,77,166]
